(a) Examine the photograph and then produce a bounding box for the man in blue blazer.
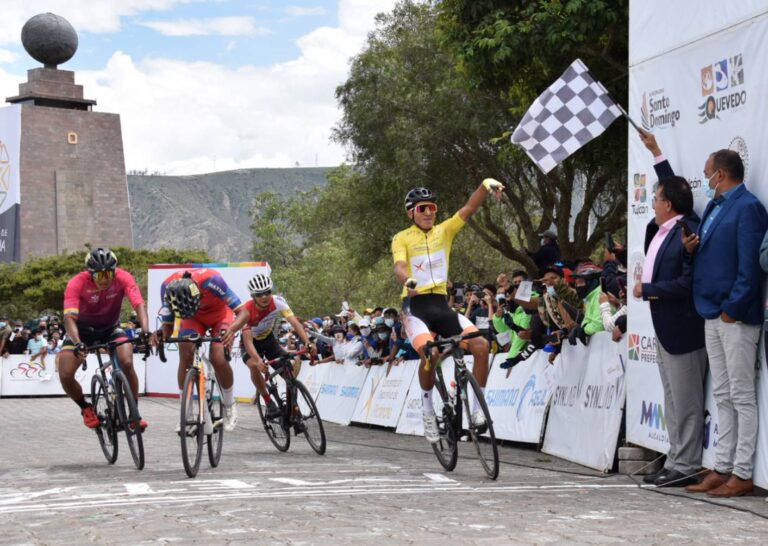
[636,131,706,487]
[642,132,767,497]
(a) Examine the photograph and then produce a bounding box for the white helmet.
[248,273,273,295]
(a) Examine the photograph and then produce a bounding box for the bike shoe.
[81,406,100,429]
[294,421,307,435]
[422,412,440,444]
[471,410,488,434]
[223,403,238,432]
[266,400,281,419]
[129,419,148,431]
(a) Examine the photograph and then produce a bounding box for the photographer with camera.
[492,275,541,370]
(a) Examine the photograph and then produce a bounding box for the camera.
[452,281,466,305]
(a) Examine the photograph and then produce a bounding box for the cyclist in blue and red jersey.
[160,268,243,431]
[60,248,151,429]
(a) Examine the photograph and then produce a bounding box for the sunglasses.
[415,203,437,214]
[252,290,272,298]
[92,271,115,282]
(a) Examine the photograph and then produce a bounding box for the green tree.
[0,247,210,321]
[331,0,627,272]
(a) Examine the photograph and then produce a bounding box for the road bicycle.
[255,348,326,455]
[86,336,151,470]
[425,331,499,480]
[158,333,227,478]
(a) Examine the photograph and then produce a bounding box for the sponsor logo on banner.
[698,54,746,123]
[9,361,49,380]
[703,409,719,449]
[640,400,668,443]
[729,136,750,183]
[640,89,681,130]
[631,173,649,216]
[628,333,657,363]
[0,139,11,208]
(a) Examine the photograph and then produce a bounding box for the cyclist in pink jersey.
[60,248,151,429]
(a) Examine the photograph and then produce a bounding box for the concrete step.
[618,446,661,461]
[619,458,663,475]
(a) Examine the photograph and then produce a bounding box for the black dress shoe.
[643,469,668,484]
[654,469,698,487]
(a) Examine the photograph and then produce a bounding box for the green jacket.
[493,295,537,359]
[581,286,605,335]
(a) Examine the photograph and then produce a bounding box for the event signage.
[315,363,369,425]
[351,361,417,427]
[542,333,626,472]
[0,105,21,262]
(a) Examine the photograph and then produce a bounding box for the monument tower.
[3,12,133,261]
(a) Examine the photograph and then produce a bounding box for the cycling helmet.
[248,273,273,295]
[85,247,118,272]
[163,275,201,319]
[404,187,437,211]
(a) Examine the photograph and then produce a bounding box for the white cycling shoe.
[422,412,440,444]
[223,403,238,432]
[471,409,487,428]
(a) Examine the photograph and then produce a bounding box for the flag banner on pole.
[511,59,621,174]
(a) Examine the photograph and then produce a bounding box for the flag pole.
[615,103,642,134]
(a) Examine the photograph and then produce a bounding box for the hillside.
[127,167,330,261]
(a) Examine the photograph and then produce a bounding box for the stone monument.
[6,13,133,260]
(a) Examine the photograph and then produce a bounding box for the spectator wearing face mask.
[344,323,364,365]
[7,323,27,355]
[493,282,541,370]
[526,229,562,270]
[569,262,605,345]
[27,326,50,377]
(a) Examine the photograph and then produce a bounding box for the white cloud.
[286,6,328,17]
[141,16,271,37]
[0,1,190,44]
[0,49,18,63]
[2,0,400,175]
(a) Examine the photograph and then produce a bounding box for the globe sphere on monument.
[21,13,78,68]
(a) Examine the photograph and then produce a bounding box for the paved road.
[1,397,767,545]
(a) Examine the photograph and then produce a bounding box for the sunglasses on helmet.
[92,271,115,282]
[414,203,437,214]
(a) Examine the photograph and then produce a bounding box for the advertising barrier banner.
[351,361,417,427]
[315,363,370,425]
[484,351,552,444]
[1,354,147,397]
[543,333,626,472]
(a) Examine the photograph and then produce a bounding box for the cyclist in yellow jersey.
[392,179,504,443]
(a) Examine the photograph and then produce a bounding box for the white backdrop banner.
[352,361,418,427]
[145,262,271,398]
[315,363,370,425]
[543,333,626,472]
[1,354,147,397]
[628,6,768,487]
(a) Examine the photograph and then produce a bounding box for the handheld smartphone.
[676,219,693,237]
[600,277,608,293]
[604,232,616,253]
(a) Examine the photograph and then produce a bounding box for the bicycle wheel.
[180,367,204,477]
[255,384,290,452]
[113,370,145,470]
[431,367,458,471]
[91,374,118,464]
[206,377,224,467]
[462,371,499,480]
[295,381,326,455]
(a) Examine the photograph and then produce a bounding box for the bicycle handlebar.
[424,330,485,352]
[80,335,152,371]
[157,330,231,362]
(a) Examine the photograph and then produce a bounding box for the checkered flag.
[511,59,622,174]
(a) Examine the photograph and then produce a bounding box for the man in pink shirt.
[635,131,707,488]
[60,248,151,429]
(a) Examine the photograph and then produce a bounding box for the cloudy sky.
[0,0,398,174]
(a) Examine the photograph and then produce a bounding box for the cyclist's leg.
[59,333,98,427]
[112,329,139,401]
[249,335,286,399]
[242,353,270,397]
[177,319,203,389]
[455,313,490,387]
[206,310,235,393]
[403,309,435,391]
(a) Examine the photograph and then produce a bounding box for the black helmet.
[404,187,437,211]
[85,247,118,272]
[164,275,201,319]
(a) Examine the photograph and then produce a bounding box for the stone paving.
[1,396,767,545]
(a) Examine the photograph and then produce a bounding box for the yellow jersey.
[391,212,466,298]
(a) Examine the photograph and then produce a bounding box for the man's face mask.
[377,332,389,340]
[361,327,372,337]
[384,318,395,328]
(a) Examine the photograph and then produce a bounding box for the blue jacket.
[657,160,767,325]
[642,160,705,354]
